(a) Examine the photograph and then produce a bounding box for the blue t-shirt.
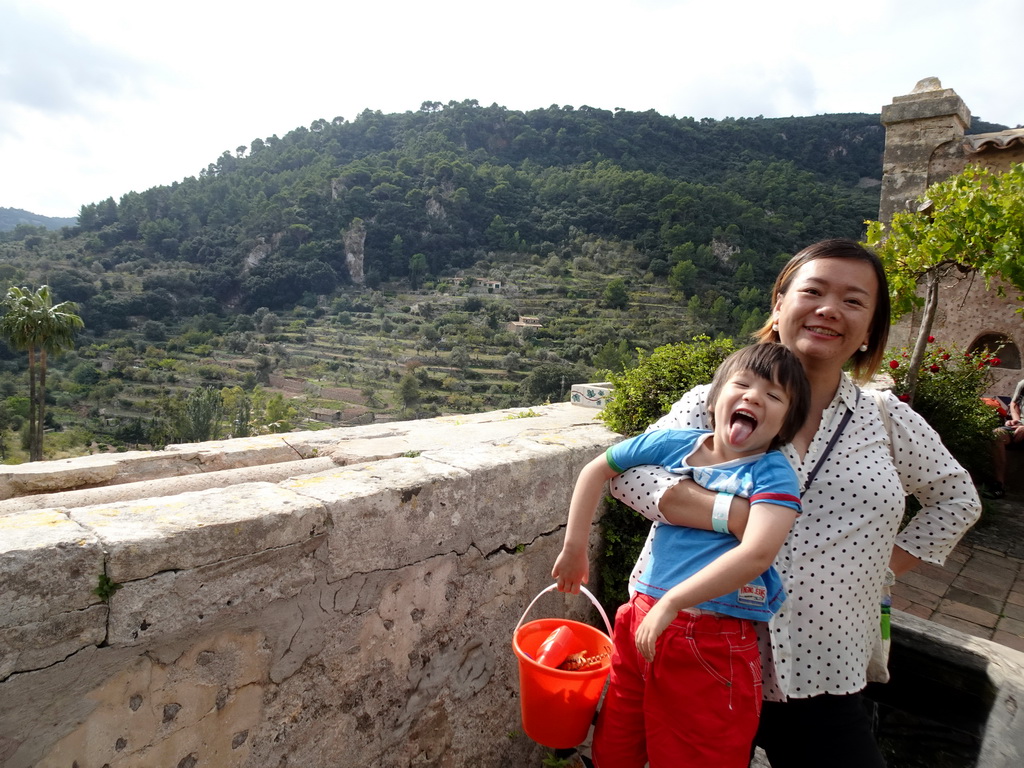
[607,429,801,621]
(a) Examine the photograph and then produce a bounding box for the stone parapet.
[0,404,620,768]
[0,434,307,501]
[0,509,107,680]
[2,401,1021,767]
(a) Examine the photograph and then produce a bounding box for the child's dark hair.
[706,344,810,446]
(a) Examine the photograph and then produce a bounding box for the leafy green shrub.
[596,336,735,612]
[600,335,735,436]
[884,338,999,480]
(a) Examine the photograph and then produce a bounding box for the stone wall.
[0,404,620,768]
[887,272,1024,397]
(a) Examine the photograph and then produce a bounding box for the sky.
[2,0,1022,219]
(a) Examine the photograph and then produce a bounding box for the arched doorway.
[969,333,1021,369]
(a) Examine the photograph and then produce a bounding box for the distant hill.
[0,102,1011,459]
[0,207,76,232]
[0,102,1010,335]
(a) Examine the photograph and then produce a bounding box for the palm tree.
[0,285,84,461]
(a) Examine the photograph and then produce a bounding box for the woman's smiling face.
[773,257,878,371]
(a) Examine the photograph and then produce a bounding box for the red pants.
[592,593,762,768]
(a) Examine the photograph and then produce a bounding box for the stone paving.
[892,490,1024,654]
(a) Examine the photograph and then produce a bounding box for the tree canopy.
[4,104,922,332]
[0,102,1011,460]
[0,285,84,460]
[5,102,1005,347]
[866,162,1024,402]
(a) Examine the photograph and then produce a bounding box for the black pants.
[754,693,886,768]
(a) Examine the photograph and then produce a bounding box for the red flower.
[990,357,1002,366]
[965,352,973,359]
[898,394,910,402]
[889,360,899,369]
[942,353,950,360]
[928,335,935,343]
[929,365,940,372]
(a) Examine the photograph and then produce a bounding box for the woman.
[609,238,981,767]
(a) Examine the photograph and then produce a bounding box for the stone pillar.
[878,77,972,223]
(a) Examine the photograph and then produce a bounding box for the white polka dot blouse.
[608,373,981,701]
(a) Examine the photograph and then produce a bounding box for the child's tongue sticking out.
[728,412,756,446]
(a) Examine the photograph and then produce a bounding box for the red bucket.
[512,584,613,749]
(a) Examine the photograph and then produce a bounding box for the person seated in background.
[988,378,1024,498]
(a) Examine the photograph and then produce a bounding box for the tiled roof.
[964,128,1024,153]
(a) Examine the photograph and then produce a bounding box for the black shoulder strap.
[801,386,861,498]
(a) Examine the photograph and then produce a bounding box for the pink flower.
[889,360,899,369]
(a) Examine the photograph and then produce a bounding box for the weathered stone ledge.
[0,405,607,503]
[0,404,619,768]
[8,402,1018,766]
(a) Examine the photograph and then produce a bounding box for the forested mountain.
[5,102,1005,332]
[0,102,1009,460]
[7,103,900,328]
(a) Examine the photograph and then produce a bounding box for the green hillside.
[0,102,1009,461]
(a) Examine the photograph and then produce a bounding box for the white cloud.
[0,3,161,126]
[2,0,1021,218]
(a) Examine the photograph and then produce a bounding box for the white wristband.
[712,492,733,534]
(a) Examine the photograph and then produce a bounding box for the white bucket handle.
[515,583,613,638]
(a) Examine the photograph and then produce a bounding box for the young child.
[552,343,810,768]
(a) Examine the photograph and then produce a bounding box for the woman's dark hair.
[706,343,811,446]
[754,238,890,384]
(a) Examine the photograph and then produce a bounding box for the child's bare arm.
[659,480,751,538]
[634,502,796,661]
[552,454,619,594]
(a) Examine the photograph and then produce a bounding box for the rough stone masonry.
[0,404,620,768]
